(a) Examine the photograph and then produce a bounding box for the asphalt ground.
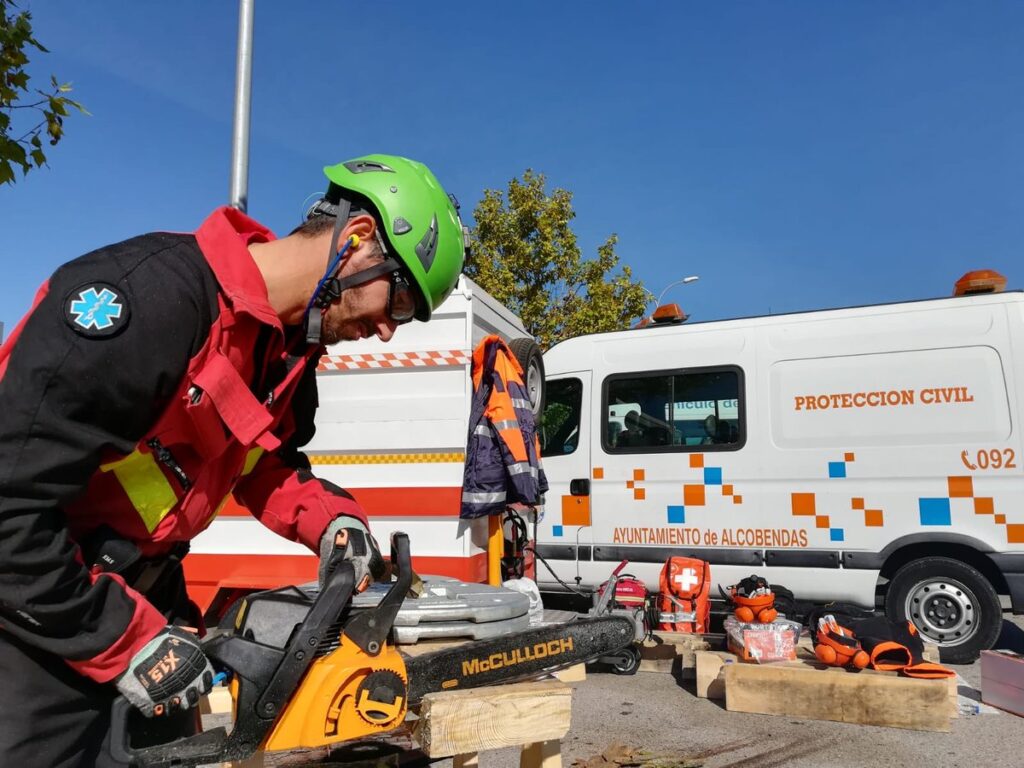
[448,616,1024,768]
[200,616,1024,767]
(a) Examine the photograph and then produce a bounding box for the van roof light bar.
[954,269,1007,297]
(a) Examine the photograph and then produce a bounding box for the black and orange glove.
[115,626,214,717]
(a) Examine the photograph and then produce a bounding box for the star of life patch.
[63,282,130,337]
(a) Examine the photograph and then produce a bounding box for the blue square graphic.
[667,505,685,524]
[830,528,845,542]
[828,462,846,479]
[552,525,564,537]
[919,498,952,526]
[704,467,723,485]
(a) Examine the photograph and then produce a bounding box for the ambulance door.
[535,373,593,589]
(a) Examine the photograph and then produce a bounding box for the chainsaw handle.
[109,695,229,768]
[343,532,411,656]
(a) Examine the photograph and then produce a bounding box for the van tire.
[885,556,1001,664]
[508,338,545,417]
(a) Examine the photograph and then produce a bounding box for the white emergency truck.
[535,271,1023,662]
[183,276,543,618]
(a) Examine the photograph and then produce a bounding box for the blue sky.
[2,2,1021,336]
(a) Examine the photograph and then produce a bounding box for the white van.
[535,275,1023,662]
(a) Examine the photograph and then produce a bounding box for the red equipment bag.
[657,557,711,633]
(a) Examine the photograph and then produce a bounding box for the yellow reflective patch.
[242,447,264,476]
[100,450,179,533]
[308,452,465,465]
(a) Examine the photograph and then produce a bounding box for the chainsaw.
[111,533,633,767]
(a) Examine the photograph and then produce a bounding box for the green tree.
[465,169,648,349]
[1,0,87,186]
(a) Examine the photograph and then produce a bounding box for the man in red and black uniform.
[0,154,466,767]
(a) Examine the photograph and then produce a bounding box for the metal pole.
[229,0,255,211]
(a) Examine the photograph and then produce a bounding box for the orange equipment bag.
[657,557,711,633]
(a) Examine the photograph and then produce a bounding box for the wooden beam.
[413,681,572,757]
[724,662,953,732]
[695,650,735,699]
[520,740,562,768]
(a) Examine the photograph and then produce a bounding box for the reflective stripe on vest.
[462,490,506,504]
[100,450,178,534]
[242,446,264,475]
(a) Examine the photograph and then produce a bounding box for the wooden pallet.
[693,637,957,732]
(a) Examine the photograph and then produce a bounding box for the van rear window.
[604,367,745,453]
[541,378,583,457]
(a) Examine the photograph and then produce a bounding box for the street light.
[655,275,700,307]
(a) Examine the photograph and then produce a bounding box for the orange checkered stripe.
[610,454,744,506]
[947,475,1023,544]
[317,350,470,371]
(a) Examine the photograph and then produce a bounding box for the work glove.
[116,626,214,717]
[318,517,385,593]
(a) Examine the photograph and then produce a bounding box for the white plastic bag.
[503,577,543,617]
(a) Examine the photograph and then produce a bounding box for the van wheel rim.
[526,363,543,411]
[904,578,978,645]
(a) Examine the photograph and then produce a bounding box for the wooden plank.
[520,740,562,768]
[203,686,234,715]
[413,681,572,757]
[553,663,587,682]
[695,650,735,699]
[641,633,714,675]
[724,662,953,732]
[453,753,480,768]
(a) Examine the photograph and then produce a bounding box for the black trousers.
[0,558,200,768]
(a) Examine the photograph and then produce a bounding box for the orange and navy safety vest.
[461,335,548,519]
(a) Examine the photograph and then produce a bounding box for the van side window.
[604,367,744,453]
[540,378,583,457]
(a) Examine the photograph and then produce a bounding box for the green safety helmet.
[322,154,466,321]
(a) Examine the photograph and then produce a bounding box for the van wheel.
[885,556,1001,664]
[508,338,545,417]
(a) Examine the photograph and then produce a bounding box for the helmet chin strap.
[303,197,401,345]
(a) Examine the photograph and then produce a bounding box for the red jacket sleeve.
[232,451,368,552]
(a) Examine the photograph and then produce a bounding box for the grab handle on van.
[570,478,590,496]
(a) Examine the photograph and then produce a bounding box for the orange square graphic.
[844,452,855,462]
[561,495,591,527]
[864,509,884,527]
[733,495,743,504]
[995,514,1007,525]
[592,467,604,479]
[815,515,831,529]
[974,497,994,515]
[625,480,634,489]
[792,492,816,516]
[689,454,704,468]
[634,488,646,501]
[1007,525,1024,545]
[633,468,645,481]
[722,484,734,496]
[684,484,706,507]
[948,476,973,498]
[851,497,865,510]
